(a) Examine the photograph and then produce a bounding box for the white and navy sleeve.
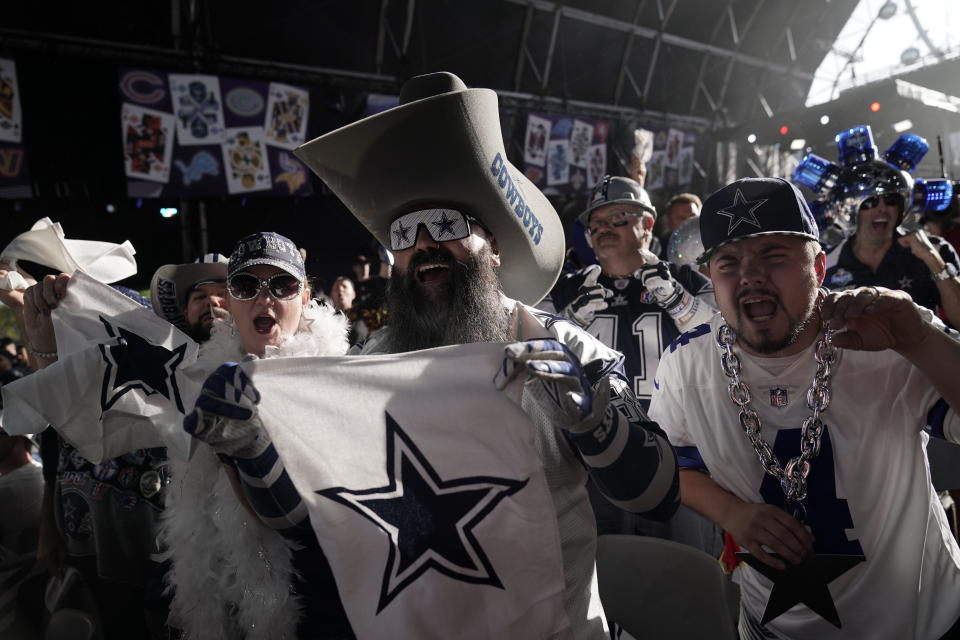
[565,356,681,521]
[220,445,312,534]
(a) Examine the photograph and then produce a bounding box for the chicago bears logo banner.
[1,271,201,462]
[244,344,569,639]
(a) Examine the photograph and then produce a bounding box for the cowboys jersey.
[551,264,713,408]
[650,313,960,639]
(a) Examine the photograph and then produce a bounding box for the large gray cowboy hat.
[293,71,564,305]
[150,253,228,331]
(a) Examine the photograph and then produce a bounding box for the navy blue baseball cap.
[228,232,306,281]
[697,177,819,264]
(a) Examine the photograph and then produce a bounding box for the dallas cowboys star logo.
[393,220,411,246]
[716,188,767,235]
[98,317,188,413]
[737,551,865,629]
[898,275,912,289]
[318,413,527,613]
[431,211,457,238]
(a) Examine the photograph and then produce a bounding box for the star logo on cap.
[393,220,411,245]
[716,188,767,235]
[318,413,527,613]
[432,211,457,238]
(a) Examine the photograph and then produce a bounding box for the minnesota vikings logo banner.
[119,67,312,197]
[245,344,569,639]
[1,272,201,463]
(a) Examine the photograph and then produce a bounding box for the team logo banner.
[1,272,202,462]
[524,112,608,195]
[0,57,23,143]
[245,345,570,639]
[118,67,313,198]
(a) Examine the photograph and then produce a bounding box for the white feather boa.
[161,301,349,639]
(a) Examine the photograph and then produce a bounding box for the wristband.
[28,345,57,359]
[664,291,699,324]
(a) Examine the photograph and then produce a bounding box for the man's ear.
[814,250,826,286]
[489,235,501,268]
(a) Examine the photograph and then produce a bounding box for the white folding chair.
[596,534,737,640]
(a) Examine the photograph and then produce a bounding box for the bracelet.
[28,345,57,359]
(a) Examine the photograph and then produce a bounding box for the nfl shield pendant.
[770,387,788,407]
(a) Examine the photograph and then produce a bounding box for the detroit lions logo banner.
[1,271,201,462]
[244,344,570,639]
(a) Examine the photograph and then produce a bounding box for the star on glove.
[493,338,609,434]
[633,251,683,310]
[183,362,271,459]
[562,264,612,328]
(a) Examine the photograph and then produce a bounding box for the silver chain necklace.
[715,323,840,521]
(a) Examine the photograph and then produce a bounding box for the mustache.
[406,247,457,273]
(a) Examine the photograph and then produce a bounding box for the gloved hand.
[183,363,271,458]
[494,339,609,434]
[562,264,612,327]
[633,251,683,310]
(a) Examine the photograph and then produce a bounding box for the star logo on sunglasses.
[432,212,457,238]
[393,220,411,245]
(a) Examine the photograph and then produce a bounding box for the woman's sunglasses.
[227,272,303,301]
[859,193,903,210]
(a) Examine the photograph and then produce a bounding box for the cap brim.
[696,231,820,264]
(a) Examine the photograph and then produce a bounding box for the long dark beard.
[383,245,509,353]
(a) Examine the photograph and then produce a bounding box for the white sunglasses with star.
[388,208,478,251]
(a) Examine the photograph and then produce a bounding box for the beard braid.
[382,244,509,353]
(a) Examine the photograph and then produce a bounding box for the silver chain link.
[715,323,839,520]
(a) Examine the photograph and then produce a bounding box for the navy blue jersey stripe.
[676,446,708,471]
[926,398,950,439]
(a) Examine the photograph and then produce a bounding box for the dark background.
[3,0,958,292]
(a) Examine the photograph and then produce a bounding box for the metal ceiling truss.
[504,0,813,83]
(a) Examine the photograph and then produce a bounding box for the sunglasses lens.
[228,274,261,300]
[390,215,417,251]
[269,275,301,300]
[883,193,902,207]
[860,196,879,210]
[389,209,470,250]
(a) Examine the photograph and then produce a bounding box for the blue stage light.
[836,125,878,167]
[913,179,953,213]
[793,154,842,195]
[883,134,929,172]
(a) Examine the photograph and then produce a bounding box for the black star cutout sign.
[98,316,188,413]
[393,220,411,246]
[716,188,767,235]
[431,211,457,238]
[736,551,865,629]
[318,413,528,613]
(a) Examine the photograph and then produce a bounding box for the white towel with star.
[243,345,570,640]
[1,271,201,461]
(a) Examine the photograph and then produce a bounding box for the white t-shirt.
[650,313,960,640]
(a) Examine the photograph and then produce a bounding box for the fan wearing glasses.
[550,175,720,549]
[824,187,960,329]
[179,231,354,639]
